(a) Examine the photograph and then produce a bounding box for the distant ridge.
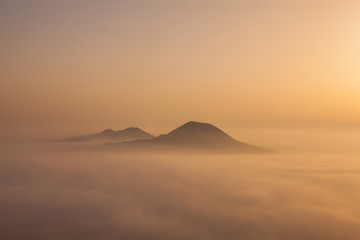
[63,127,154,142]
[102,121,271,154]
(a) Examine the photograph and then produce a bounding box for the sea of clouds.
[1,143,360,240]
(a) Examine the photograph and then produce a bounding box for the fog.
[1,141,360,239]
[2,0,359,238]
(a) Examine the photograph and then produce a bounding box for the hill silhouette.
[102,121,271,153]
[63,127,154,142]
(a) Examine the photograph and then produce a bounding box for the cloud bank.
[1,145,360,240]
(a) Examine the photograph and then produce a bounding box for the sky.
[1,0,360,137]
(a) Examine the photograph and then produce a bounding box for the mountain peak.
[182,121,211,127]
[168,121,229,137]
[179,121,219,130]
[101,129,114,134]
[123,127,141,131]
[150,121,235,146]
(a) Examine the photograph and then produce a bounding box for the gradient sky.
[1,0,360,135]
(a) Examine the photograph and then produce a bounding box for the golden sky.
[1,0,360,133]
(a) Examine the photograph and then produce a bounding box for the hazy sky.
[1,0,360,134]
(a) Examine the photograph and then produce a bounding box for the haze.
[1,0,360,136]
[1,1,360,240]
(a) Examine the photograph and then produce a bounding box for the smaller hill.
[63,127,154,143]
